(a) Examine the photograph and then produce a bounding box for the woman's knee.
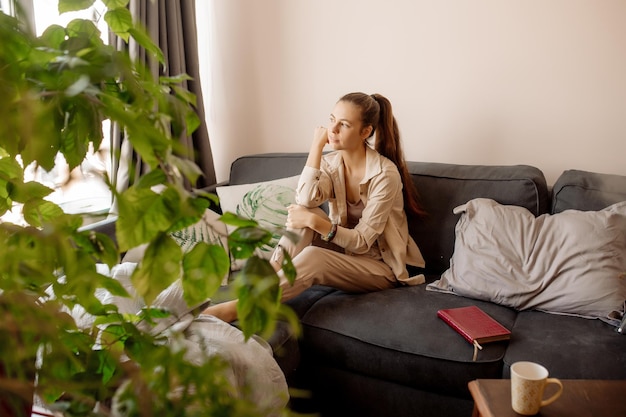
[294,246,329,265]
[289,246,331,282]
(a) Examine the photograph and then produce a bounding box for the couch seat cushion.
[300,280,517,397]
[503,310,626,380]
[260,285,336,381]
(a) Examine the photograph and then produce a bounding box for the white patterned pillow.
[217,175,299,269]
[170,209,228,253]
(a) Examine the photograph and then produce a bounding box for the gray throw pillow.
[428,198,626,322]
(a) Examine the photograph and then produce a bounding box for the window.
[1,0,113,226]
[0,0,14,15]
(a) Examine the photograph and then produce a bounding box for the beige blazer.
[296,146,426,285]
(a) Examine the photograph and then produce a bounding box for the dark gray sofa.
[220,154,626,417]
[87,153,626,417]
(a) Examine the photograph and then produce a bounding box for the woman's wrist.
[320,222,337,242]
[305,146,324,169]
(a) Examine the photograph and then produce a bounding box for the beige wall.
[197,0,626,185]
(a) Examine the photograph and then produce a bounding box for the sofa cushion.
[170,208,228,253]
[503,310,626,380]
[428,198,626,320]
[216,175,299,268]
[266,286,337,382]
[552,169,626,214]
[407,162,549,275]
[300,281,517,398]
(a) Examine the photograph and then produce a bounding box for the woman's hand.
[305,126,329,170]
[312,126,329,152]
[286,204,331,237]
[285,204,313,229]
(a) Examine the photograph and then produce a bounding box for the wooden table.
[468,379,626,417]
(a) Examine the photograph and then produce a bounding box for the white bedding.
[71,262,289,416]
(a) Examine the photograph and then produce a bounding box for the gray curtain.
[110,0,216,205]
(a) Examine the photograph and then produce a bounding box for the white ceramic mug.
[510,361,563,415]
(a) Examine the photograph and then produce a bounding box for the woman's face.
[327,100,372,151]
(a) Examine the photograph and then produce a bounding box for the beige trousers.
[270,208,396,301]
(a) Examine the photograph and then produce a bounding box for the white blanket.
[72,262,289,416]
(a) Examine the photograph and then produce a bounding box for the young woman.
[204,92,425,323]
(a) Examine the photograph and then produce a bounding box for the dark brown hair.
[338,92,426,217]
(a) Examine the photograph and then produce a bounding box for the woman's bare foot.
[201,299,238,323]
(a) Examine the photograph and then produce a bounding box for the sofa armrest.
[198,181,229,213]
[199,180,229,195]
[79,216,118,242]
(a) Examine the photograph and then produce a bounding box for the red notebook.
[437,306,511,361]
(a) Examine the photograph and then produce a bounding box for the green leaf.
[160,74,193,85]
[98,325,127,370]
[9,180,53,203]
[134,169,167,189]
[127,27,164,64]
[0,226,58,288]
[170,85,197,107]
[58,0,96,13]
[166,94,194,139]
[102,0,129,8]
[60,104,94,171]
[126,123,170,170]
[193,189,220,207]
[181,243,229,307]
[185,106,201,136]
[94,311,126,327]
[168,154,203,186]
[22,199,65,228]
[131,234,183,305]
[40,25,68,49]
[138,307,172,323]
[0,157,23,181]
[0,181,11,215]
[104,7,133,41]
[228,226,272,260]
[15,96,59,171]
[97,348,118,384]
[219,212,258,228]
[235,256,281,339]
[116,187,175,251]
[73,229,120,268]
[167,193,209,233]
[65,18,102,43]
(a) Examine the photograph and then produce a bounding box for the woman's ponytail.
[369,94,426,218]
[338,92,425,218]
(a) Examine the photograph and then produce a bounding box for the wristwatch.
[321,222,337,242]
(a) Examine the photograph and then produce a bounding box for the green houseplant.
[0,1,297,416]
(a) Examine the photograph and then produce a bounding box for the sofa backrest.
[551,169,626,214]
[228,153,308,185]
[226,153,550,275]
[407,162,549,274]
